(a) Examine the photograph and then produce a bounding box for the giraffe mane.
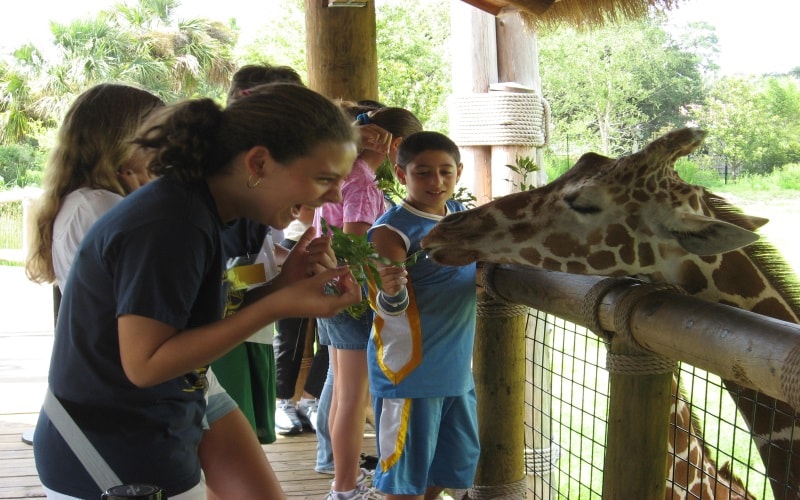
[718,461,758,500]
[704,190,800,322]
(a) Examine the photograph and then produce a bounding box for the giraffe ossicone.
[423,127,799,499]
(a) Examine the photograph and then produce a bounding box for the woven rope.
[781,344,800,411]
[581,277,638,340]
[469,478,528,499]
[582,279,683,375]
[606,351,677,375]
[612,283,686,348]
[482,263,502,301]
[606,283,683,375]
[525,445,562,475]
[477,298,529,318]
[479,264,529,317]
[449,92,551,147]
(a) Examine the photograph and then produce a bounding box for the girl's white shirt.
[52,188,123,291]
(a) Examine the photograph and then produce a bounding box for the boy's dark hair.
[365,107,422,140]
[396,131,460,170]
[227,64,304,105]
[356,99,386,109]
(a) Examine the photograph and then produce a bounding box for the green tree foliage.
[692,75,800,175]
[4,0,237,145]
[537,14,710,155]
[375,0,451,132]
[236,0,307,80]
[0,45,50,144]
[0,143,45,188]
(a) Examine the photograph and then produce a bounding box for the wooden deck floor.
[0,413,377,499]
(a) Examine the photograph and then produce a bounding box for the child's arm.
[370,226,409,314]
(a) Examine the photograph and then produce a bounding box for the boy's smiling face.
[396,150,463,216]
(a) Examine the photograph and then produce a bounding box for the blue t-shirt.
[367,199,477,398]
[34,177,226,498]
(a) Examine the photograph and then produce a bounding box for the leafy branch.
[322,218,425,319]
[505,155,540,191]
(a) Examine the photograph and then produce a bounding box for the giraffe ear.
[669,213,760,256]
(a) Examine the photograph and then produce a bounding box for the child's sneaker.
[325,483,383,500]
[275,399,302,435]
[330,469,375,493]
[295,397,319,432]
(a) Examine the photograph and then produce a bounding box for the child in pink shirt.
[315,106,422,500]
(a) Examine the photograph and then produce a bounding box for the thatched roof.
[461,0,682,30]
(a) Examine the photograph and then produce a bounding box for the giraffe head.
[423,128,768,282]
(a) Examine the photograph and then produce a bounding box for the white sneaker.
[331,468,374,491]
[275,399,302,435]
[326,482,384,500]
[295,397,319,432]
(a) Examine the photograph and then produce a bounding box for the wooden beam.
[460,0,557,16]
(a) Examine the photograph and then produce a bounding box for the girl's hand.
[358,124,392,155]
[278,227,337,285]
[379,265,408,297]
[275,266,362,318]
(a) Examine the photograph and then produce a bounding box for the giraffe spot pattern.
[677,260,709,295]
[520,247,542,266]
[605,224,635,265]
[587,250,616,270]
[752,297,794,322]
[566,261,587,274]
[714,253,766,298]
[638,242,655,267]
[544,232,581,258]
[495,193,532,220]
[510,222,536,243]
[542,256,564,271]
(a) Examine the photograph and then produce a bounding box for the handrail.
[483,263,800,411]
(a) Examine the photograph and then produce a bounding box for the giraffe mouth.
[426,247,482,266]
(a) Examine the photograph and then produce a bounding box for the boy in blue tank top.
[367,131,479,499]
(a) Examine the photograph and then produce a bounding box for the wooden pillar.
[600,284,671,499]
[305,0,378,102]
[494,13,547,193]
[450,0,495,205]
[473,266,527,497]
[603,341,672,499]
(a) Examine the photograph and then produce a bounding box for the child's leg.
[199,408,284,500]
[315,349,334,473]
[427,390,480,492]
[330,346,371,491]
[373,397,439,497]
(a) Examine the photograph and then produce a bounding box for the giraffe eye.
[565,194,601,214]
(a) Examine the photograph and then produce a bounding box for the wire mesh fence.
[523,309,780,499]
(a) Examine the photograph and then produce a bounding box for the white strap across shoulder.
[42,388,121,491]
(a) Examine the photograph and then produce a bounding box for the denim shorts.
[317,308,374,350]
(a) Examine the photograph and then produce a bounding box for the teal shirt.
[367,200,477,398]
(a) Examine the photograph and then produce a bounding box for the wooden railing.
[473,263,800,498]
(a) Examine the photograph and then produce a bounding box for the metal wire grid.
[523,309,777,499]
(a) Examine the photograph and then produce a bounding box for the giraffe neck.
[653,226,800,325]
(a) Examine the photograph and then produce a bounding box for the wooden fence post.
[602,340,672,499]
[471,266,528,498]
